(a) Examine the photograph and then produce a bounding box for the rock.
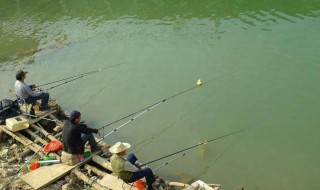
[10,144,18,150]
[62,183,72,190]
[0,148,9,157]
[7,139,14,145]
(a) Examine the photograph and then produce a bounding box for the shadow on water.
[1,0,319,68]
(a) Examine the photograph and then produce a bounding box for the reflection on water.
[0,0,319,67]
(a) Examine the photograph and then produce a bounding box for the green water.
[1,1,320,189]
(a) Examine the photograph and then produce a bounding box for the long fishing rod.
[141,128,248,166]
[97,72,234,131]
[45,74,88,90]
[37,62,126,87]
[97,101,162,143]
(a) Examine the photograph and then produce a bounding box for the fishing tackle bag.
[0,99,20,124]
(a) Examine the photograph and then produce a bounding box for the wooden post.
[92,155,113,171]
[30,124,58,141]
[84,164,108,178]
[72,168,109,190]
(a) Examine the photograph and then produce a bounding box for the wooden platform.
[20,152,100,190]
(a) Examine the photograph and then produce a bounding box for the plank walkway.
[20,151,100,190]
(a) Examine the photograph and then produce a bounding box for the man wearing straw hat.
[110,142,158,190]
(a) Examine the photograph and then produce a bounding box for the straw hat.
[109,142,131,154]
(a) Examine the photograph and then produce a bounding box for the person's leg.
[25,93,49,109]
[128,168,156,189]
[82,133,97,149]
[38,93,49,109]
[126,153,137,165]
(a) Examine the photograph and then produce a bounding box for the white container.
[5,116,29,132]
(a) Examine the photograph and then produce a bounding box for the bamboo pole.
[91,155,113,171]
[25,128,61,159]
[72,168,109,190]
[30,123,58,141]
[0,127,44,157]
[168,182,190,188]
[54,132,62,139]
[15,133,45,157]
[84,164,108,178]
[28,109,57,124]
[25,129,48,145]
[48,114,64,127]
[8,149,32,163]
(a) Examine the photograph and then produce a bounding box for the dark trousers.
[25,92,49,109]
[82,133,97,149]
[126,153,156,189]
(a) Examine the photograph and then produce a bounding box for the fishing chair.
[16,96,37,118]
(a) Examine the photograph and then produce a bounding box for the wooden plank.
[28,109,57,124]
[99,173,133,190]
[20,151,100,189]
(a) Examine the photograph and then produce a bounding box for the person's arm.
[78,124,98,134]
[22,83,42,97]
[124,161,139,172]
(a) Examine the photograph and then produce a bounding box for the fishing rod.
[96,73,234,143]
[97,72,234,131]
[37,62,126,87]
[142,128,248,167]
[22,113,57,122]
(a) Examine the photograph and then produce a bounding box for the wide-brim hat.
[109,142,131,154]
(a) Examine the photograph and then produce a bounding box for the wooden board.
[20,152,100,190]
[99,173,133,190]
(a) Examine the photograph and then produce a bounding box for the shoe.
[152,181,161,188]
[91,145,102,152]
[39,106,50,111]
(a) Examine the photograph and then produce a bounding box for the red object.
[134,180,145,190]
[29,162,40,171]
[43,140,62,152]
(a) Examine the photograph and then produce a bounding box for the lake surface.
[1,1,320,189]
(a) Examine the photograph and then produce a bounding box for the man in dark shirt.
[61,110,99,165]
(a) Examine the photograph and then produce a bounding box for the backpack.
[0,99,21,124]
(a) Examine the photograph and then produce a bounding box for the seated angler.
[110,142,159,190]
[14,70,50,111]
[61,110,100,165]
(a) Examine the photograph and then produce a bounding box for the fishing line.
[46,74,89,90]
[142,128,248,166]
[98,72,234,131]
[37,62,126,87]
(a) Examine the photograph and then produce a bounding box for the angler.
[15,70,50,111]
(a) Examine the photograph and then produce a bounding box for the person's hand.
[97,131,101,136]
[31,84,36,87]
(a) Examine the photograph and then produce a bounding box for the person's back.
[109,142,158,190]
[62,120,84,154]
